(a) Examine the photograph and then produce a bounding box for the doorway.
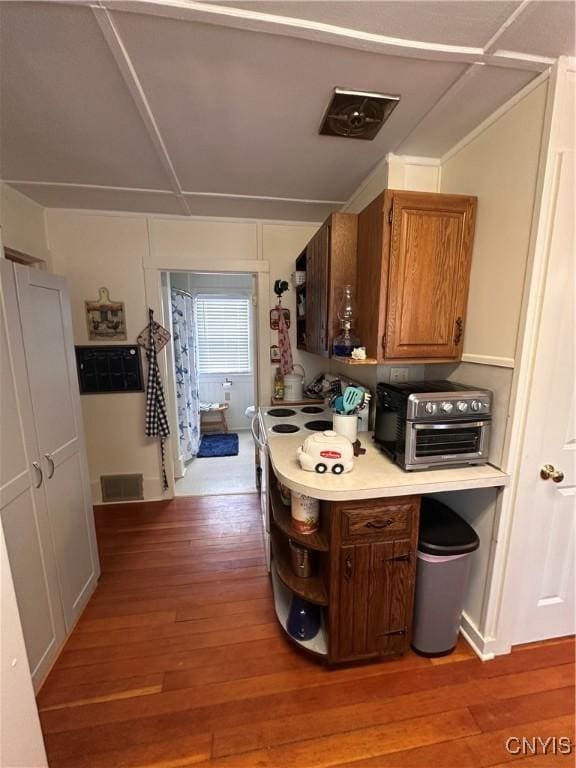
[164,271,258,496]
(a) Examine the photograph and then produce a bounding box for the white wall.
[45,210,322,501]
[440,80,548,367]
[0,184,51,264]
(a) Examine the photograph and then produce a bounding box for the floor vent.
[101,474,144,503]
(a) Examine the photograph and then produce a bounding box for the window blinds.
[195,295,252,375]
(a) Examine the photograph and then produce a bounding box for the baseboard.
[460,611,496,661]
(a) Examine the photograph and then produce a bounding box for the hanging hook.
[274,280,289,303]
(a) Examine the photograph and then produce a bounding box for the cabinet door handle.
[345,556,353,580]
[381,627,407,637]
[32,462,43,488]
[388,553,411,563]
[454,316,463,345]
[45,453,55,479]
[366,519,393,529]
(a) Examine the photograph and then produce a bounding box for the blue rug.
[197,433,239,458]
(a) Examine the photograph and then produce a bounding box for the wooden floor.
[38,494,575,768]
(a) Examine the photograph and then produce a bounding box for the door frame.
[144,261,270,498]
[480,57,574,656]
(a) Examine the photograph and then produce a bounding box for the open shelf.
[271,527,328,606]
[332,356,379,365]
[269,480,328,552]
[270,565,328,657]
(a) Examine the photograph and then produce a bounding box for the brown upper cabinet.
[296,213,357,357]
[356,190,477,363]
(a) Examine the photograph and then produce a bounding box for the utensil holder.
[333,413,358,443]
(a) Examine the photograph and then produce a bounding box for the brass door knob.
[540,464,565,483]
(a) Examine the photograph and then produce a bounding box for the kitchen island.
[265,432,509,665]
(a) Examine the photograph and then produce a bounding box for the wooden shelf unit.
[269,480,328,552]
[270,526,328,606]
[267,460,421,664]
[270,566,328,657]
[331,356,379,365]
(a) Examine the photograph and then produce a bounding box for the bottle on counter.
[273,367,285,400]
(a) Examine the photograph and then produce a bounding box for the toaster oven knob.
[471,400,481,412]
[456,401,468,412]
[440,401,454,413]
[424,401,437,415]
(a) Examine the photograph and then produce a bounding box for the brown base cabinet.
[268,465,420,664]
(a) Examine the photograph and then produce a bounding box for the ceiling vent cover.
[101,474,144,503]
[319,88,400,140]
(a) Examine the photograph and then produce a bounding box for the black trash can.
[411,498,480,657]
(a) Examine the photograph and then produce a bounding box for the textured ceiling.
[1,0,574,220]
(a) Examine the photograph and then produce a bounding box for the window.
[195,295,252,375]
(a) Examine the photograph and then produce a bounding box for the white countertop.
[268,432,509,501]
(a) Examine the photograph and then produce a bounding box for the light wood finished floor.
[38,494,575,768]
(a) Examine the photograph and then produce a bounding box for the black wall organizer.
[75,345,144,394]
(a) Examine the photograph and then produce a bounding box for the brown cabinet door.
[305,225,330,356]
[385,192,476,359]
[335,539,415,661]
[367,539,416,657]
[336,543,372,660]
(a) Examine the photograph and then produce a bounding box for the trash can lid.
[418,498,480,556]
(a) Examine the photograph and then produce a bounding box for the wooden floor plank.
[190,708,481,768]
[38,494,576,768]
[211,664,575,758]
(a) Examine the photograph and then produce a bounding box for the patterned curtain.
[171,289,200,462]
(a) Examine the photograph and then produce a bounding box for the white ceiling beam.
[2,180,344,206]
[98,0,553,72]
[482,0,533,55]
[91,4,191,215]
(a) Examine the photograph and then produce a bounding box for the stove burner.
[300,406,324,414]
[268,408,297,417]
[271,423,300,433]
[305,420,333,432]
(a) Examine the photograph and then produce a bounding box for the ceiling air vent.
[101,474,144,503]
[319,88,400,140]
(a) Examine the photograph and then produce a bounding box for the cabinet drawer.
[340,499,418,543]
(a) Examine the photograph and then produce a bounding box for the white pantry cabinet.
[0,261,100,690]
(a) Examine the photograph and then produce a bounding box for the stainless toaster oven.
[374,380,492,470]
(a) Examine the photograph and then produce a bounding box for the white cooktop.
[260,404,333,439]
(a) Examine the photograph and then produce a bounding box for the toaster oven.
[374,380,492,470]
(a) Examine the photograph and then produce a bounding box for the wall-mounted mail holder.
[75,345,144,394]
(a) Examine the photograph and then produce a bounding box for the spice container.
[291,491,319,533]
[289,539,314,578]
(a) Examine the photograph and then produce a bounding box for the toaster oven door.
[405,420,491,469]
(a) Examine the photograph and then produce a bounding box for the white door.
[510,151,575,639]
[0,261,66,688]
[15,266,100,631]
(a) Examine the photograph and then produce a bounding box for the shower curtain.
[171,288,200,462]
